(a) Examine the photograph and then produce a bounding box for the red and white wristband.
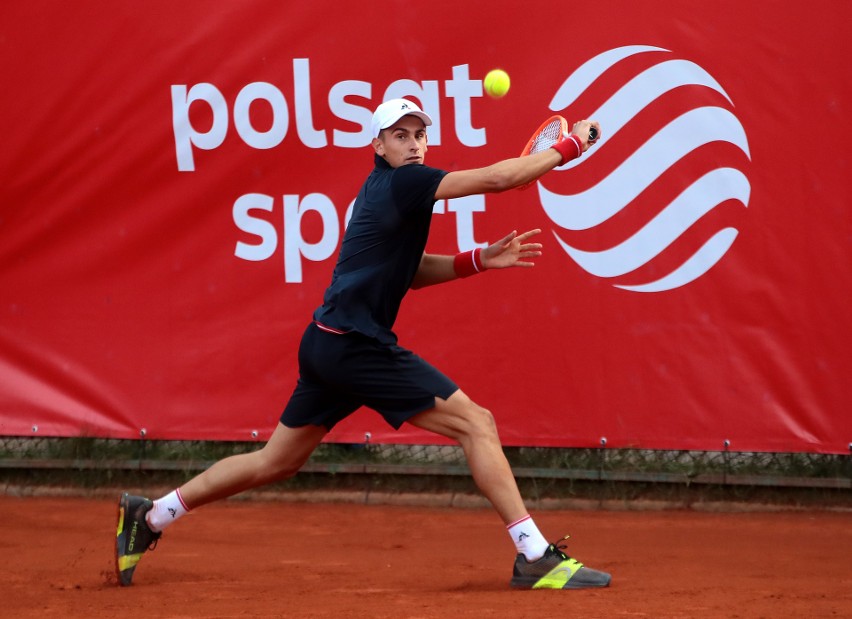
[453,248,486,278]
[553,134,583,165]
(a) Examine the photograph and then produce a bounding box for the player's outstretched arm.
[409,229,542,290]
[434,120,599,201]
[434,150,560,200]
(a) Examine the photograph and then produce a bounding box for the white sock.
[507,515,550,562]
[146,488,190,533]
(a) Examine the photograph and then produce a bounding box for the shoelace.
[138,503,162,552]
[552,535,574,561]
[142,515,162,551]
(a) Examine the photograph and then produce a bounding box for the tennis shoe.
[115,492,161,586]
[510,536,611,589]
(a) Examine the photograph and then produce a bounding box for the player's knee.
[463,404,499,441]
[258,447,303,482]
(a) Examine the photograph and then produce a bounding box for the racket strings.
[529,119,564,154]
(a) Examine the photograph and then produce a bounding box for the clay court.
[2,496,849,618]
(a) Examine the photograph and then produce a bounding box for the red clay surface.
[1,496,850,618]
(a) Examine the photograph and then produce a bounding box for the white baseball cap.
[370,98,433,138]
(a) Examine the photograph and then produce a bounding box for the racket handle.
[588,127,598,142]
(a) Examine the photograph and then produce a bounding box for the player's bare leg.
[407,390,611,590]
[408,390,527,524]
[179,422,328,509]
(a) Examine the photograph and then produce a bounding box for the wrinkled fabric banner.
[1,1,849,452]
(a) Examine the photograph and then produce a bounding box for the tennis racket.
[517,115,573,190]
[520,115,570,158]
[517,116,598,189]
[520,116,599,157]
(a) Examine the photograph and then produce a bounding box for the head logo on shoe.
[128,521,139,552]
[532,558,583,589]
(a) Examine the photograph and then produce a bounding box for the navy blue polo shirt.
[313,154,448,344]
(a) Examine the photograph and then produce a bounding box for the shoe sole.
[115,493,135,587]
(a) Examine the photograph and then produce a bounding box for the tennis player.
[116,99,608,590]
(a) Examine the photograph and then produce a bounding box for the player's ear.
[372,136,385,156]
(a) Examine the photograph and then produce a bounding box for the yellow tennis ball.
[484,69,510,98]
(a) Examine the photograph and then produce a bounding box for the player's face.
[373,116,428,168]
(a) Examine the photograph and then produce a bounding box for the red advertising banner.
[1,1,849,453]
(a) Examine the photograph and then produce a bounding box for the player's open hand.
[481,229,543,270]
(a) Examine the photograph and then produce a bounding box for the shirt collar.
[374,153,392,170]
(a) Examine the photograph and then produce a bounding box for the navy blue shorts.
[280,322,458,430]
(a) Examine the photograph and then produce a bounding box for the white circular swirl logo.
[540,45,751,292]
